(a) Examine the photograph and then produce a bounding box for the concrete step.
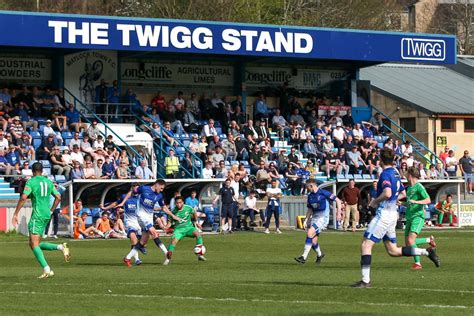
[0,193,20,199]
[0,188,15,193]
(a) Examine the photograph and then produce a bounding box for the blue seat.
[336,174,345,180]
[30,131,41,139]
[346,174,354,179]
[33,138,42,149]
[44,168,52,176]
[219,134,227,140]
[62,131,73,139]
[40,160,51,168]
[353,174,363,179]
[240,161,249,166]
[230,161,239,166]
[215,127,222,135]
[55,175,67,183]
[362,174,372,179]
[175,147,186,156]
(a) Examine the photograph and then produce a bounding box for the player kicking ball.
[295,179,342,264]
[165,196,206,264]
[11,162,70,279]
[118,179,183,266]
[352,149,440,288]
[404,167,437,270]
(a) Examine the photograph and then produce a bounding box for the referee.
[212,178,237,233]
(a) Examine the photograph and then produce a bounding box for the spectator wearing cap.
[65,104,88,132]
[86,120,100,141]
[50,146,72,178]
[18,132,35,160]
[70,144,84,165]
[332,122,346,148]
[13,102,38,131]
[9,116,25,143]
[38,133,56,160]
[135,160,154,179]
[42,119,63,145]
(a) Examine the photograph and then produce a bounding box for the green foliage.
[0,230,472,315]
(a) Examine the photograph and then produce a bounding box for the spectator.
[256,162,271,191]
[86,120,100,141]
[212,146,226,168]
[42,120,63,145]
[164,148,181,179]
[439,146,450,164]
[233,105,246,127]
[37,133,56,160]
[93,135,105,150]
[284,164,301,195]
[65,104,88,132]
[70,144,84,165]
[10,116,25,143]
[459,150,474,194]
[62,148,73,166]
[215,160,228,179]
[249,144,263,174]
[289,108,305,127]
[264,179,283,234]
[202,161,214,179]
[83,160,97,179]
[18,132,35,160]
[366,149,382,176]
[242,190,261,228]
[74,211,104,239]
[213,178,237,233]
[332,123,346,148]
[322,151,341,178]
[445,150,458,177]
[268,162,280,180]
[426,164,439,179]
[243,119,259,141]
[399,162,408,179]
[347,146,366,174]
[435,194,455,227]
[352,123,364,142]
[222,134,237,162]
[182,105,199,133]
[50,146,72,178]
[323,137,334,154]
[341,179,361,232]
[95,212,125,239]
[254,94,269,121]
[135,159,154,179]
[256,119,270,142]
[185,92,200,118]
[401,141,413,156]
[80,135,93,154]
[336,148,350,176]
[228,120,241,138]
[161,103,184,134]
[201,119,218,144]
[116,161,130,179]
[151,91,166,112]
[68,132,81,150]
[71,161,85,179]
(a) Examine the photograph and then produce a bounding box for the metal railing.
[372,105,441,165]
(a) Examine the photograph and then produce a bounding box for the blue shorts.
[465,173,474,183]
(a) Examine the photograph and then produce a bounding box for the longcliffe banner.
[0,56,52,81]
[121,62,234,86]
[0,11,457,64]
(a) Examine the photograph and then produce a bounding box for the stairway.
[0,178,20,200]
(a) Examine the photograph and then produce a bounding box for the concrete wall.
[434,118,474,156]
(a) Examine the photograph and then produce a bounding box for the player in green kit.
[12,162,71,279]
[405,167,437,270]
[165,196,206,264]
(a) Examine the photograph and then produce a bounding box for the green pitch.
[0,230,473,315]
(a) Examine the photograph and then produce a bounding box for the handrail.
[371,105,441,165]
[135,110,203,178]
[63,87,144,164]
[135,115,199,179]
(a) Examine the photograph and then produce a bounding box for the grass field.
[0,230,473,315]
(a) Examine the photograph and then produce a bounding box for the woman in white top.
[264,179,283,234]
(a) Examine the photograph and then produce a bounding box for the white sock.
[134,252,139,262]
[57,244,64,251]
[302,243,312,260]
[98,231,105,237]
[44,265,51,273]
[362,266,370,283]
[424,237,430,243]
[159,243,168,254]
[414,248,429,256]
[313,244,322,256]
[126,248,138,260]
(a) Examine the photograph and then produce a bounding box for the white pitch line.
[4,281,473,295]
[0,290,471,310]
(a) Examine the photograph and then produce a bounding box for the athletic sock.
[153,237,168,254]
[402,246,428,256]
[39,242,59,251]
[32,246,48,268]
[449,214,453,224]
[361,255,371,283]
[412,245,421,264]
[168,244,176,252]
[438,212,444,224]
[126,248,138,260]
[415,237,430,245]
[302,237,312,260]
[196,236,203,245]
[312,243,322,256]
[134,252,139,262]
[43,265,51,273]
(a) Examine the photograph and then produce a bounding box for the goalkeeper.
[165,196,206,264]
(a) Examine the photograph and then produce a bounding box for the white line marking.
[0,291,470,310]
[3,281,474,294]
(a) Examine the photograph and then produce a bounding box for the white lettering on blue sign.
[48,20,109,45]
[401,38,445,61]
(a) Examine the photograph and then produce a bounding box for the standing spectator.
[186,92,200,118]
[164,149,180,178]
[213,179,237,233]
[459,150,474,194]
[341,179,362,232]
[264,179,283,234]
[439,146,450,164]
[151,91,167,112]
[445,150,458,178]
[134,160,154,179]
[254,94,269,121]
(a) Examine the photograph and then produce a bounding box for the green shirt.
[23,176,59,220]
[406,182,429,220]
[171,204,195,229]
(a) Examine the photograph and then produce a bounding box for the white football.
[194,245,206,255]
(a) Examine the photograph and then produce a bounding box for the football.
[194,245,206,255]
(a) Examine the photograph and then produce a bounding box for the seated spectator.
[323,137,334,154]
[243,119,259,141]
[332,123,346,148]
[417,163,428,180]
[201,119,218,144]
[284,164,301,196]
[182,105,199,133]
[289,122,301,146]
[50,103,67,131]
[336,148,350,175]
[352,123,364,142]
[202,161,214,179]
[347,146,367,174]
[116,161,130,179]
[42,120,63,145]
[434,194,456,227]
[68,132,81,150]
[322,151,341,178]
[370,112,385,134]
[215,160,228,179]
[399,162,408,179]
[101,156,115,179]
[74,211,104,239]
[92,135,105,150]
[222,134,237,162]
[212,146,225,168]
[71,161,85,179]
[249,144,263,174]
[135,159,154,179]
[70,144,84,165]
[5,144,21,175]
[366,149,382,176]
[342,109,355,127]
[83,160,97,179]
[401,141,413,156]
[86,120,101,141]
[50,146,72,178]
[117,150,130,167]
[17,132,35,160]
[329,110,343,128]
[161,103,184,134]
[185,92,200,118]
[65,104,88,132]
[9,116,25,143]
[256,162,271,191]
[312,121,326,138]
[186,190,206,228]
[268,162,280,180]
[151,91,166,112]
[256,119,270,142]
[289,108,305,127]
[0,149,14,177]
[37,133,56,160]
[80,135,94,154]
[242,190,264,228]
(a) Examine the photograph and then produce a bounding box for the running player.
[118,179,182,266]
[295,179,342,264]
[122,184,142,266]
[165,196,206,264]
[352,148,440,288]
[405,167,436,270]
[11,162,70,279]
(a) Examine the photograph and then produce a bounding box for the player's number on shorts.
[40,182,48,197]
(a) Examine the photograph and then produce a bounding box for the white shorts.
[364,210,398,244]
[125,217,142,237]
[137,210,154,232]
[310,216,325,236]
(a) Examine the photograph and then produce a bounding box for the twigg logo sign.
[401,38,446,61]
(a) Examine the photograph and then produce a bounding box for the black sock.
[153,238,163,247]
[401,247,413,257]
[361,254,371,267]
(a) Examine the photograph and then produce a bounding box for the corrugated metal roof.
[458,55,474,68]
[360,63,474,114]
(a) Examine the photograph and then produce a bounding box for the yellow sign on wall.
[436,136,447,147]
